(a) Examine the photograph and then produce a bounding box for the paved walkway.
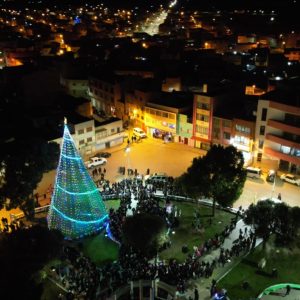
[176,219,262,300]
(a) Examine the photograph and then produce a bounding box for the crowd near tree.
[42,176,254,300]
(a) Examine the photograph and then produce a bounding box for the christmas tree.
[47,122,108,239]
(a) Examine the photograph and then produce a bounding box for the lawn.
[104,199,120,210]
[83,198,120,266]
[82,233,119,266]
[159,201,234,262]
[218,238,300,300]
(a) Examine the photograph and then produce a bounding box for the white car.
[280,173,300,186]
[133,127,147,138]
[85,157,107,169]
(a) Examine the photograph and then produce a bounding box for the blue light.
[61,153,81,160]
[52,205,108,224]
[56,184,99,195]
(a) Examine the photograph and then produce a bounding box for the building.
[255,88,300,173]
[88,73,122,118]
[144,92,193,142]
[52,114,126,157]
[125,78,160,129]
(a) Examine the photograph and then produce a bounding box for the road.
[2,136,299,222]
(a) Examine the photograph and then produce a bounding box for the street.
[2,136,299,222]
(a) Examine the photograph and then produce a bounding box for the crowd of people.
[50,176,254,300]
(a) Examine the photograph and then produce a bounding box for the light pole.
[125,145,131,177]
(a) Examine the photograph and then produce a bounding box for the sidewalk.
[177,220,262,300]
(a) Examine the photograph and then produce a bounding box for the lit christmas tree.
[47,121,108,239]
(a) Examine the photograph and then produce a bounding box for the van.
[246,167,261,179]
[133,127,147,138]
[146,173,170,183]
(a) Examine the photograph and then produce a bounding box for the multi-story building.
[255,88,300,173]
[60,75,89,99]
[88,73,122,117]
[52,114,126,157]
[125,78,160,130]
[144,92,193,141]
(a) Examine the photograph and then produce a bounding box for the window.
[196,113,209,122]
[111,128,115,134]
[213,118,220,127]
[236,124,250,134]
[168,113,176,120]
[197,102,210,110]
[162,112,168,118]
[156,111,162,117]
[86,127,93,132]
[196,125,208,135]
[234,135,249,146]
[78,129,84,135]
[261,108,267,121]
[223,120,231,128]
[259,125,265,135]
[223,132,230,140]
[259,140,264,149]
[79,139,85,145]
[87,137,92,143]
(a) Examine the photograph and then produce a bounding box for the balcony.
[265,147,300,165]
[267,119,300,136]
[266,133,300,149]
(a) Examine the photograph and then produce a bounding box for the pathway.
[177,219,262,300]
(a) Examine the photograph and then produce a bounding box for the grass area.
[159,202,234,262]
[104,199,120,211]
[218,238,300,299]
[82,233,119,266]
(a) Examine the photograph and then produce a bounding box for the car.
[266,169,276,183]
[280,173,300,186]
[85,157,107,169]
[133,127,147,138]
[96,152,111,158]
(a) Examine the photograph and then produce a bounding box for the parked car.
[85,157,107,169]
[96,152,111,158]
[280,173,300,186]
[133,127,147,138]
[266,169,276,183]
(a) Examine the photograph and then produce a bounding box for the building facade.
[255,94,300,173]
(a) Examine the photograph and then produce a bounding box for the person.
[194,288,199,300]
[285,285,291,296]
[278,193,282,200]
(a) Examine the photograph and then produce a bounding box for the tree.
[122,213,166,258]
[244,200,275,248]
[48,124,108,239]
[177,145,246,216]
[0,137,59,219]
[0,225,63,299]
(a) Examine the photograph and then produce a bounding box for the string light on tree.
[47,120,108,239]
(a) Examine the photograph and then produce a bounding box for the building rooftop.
[261,88,300,108]
[214,95,258,122]
[95,117,121,127]
[148,91,193,110]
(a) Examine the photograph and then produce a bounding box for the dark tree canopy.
[0,137,59,219]
[122,213,166,258]
[177,145,246,216]
[244,200,300,246]
[0,225,63,299]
